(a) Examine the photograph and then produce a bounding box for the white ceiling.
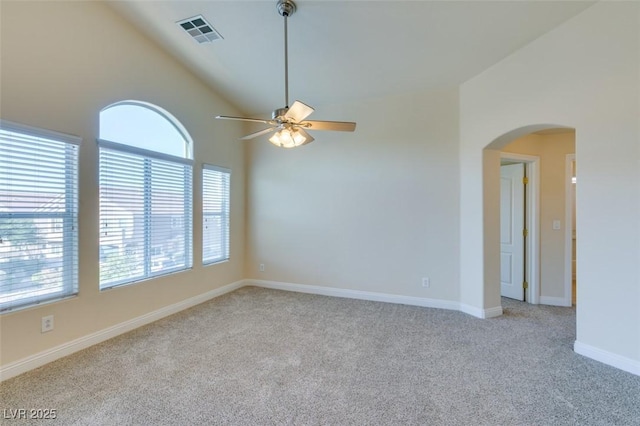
[108,1,593,117]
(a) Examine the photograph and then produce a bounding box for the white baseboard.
[250,279,505,319]
[0,280,245,382]
[539,296,572,307]
[484,306,504,318]
[574,340,640,377]
[247,279,461,311]
[460,303,503,319]
[7,279,638,382]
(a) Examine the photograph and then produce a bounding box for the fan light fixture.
[269,127,309,148]
[215,0,356,147]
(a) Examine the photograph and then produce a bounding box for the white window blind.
[203,165,230,265]
[0,120,79,312]
[99,141,193,289]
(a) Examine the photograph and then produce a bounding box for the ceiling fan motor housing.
[272,107,289,120]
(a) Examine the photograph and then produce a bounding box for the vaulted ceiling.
[108,1,593,117]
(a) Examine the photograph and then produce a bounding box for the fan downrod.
[277,0,296,17]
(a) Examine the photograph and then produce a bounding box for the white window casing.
[98,102,194,290]
[203,165,230,265]
[0,120,80,312]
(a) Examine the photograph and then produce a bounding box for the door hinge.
[523,176,529,185]
[523,229,528,237]
[523,281,529,289]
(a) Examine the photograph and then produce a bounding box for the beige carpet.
[1,286,639,425]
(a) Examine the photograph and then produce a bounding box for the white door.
[500,163,525,301]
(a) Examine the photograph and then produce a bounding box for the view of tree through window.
[98,101,193,289]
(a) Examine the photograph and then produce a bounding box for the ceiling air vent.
[177,15,223,44]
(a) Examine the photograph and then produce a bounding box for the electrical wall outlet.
[41,315,54,333]
[259,263,265,272]
[422,277,430,288]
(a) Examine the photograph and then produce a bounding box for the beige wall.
[460,1,640,369]
[502,132,575,300]
[246,88,460,302]
[0,1,246,366]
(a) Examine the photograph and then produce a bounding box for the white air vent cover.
[177,15,223,44]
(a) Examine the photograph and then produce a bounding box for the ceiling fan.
[215,0,356,148]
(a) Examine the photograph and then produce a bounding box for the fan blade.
[296,128,315,145]
[216,115,275,125]
[240,127,278,140]
[300,120,356,132]
[285,100,314,122]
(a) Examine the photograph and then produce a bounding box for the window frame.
[99,100,193,159]
[0,119,80,313]
[98,101,194,290]
[202,164,231,266]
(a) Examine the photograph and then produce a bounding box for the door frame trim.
[500,152,540,304]
[565,154,576,306]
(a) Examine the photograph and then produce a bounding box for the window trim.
[100,100,193,159]
[0,119,80,313]
[97,101,194,290]
[202,164,231,266]
[98,142,193,290]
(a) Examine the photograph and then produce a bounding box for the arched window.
[99,101,192,159]
[98,101,193,289]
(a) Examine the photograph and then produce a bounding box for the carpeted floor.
[2,286,639,425]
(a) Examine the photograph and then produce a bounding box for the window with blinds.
[98,102,193,290]
[203,165,230,265]
[0,120,79,312]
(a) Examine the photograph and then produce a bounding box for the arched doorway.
[483,124,575,309]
